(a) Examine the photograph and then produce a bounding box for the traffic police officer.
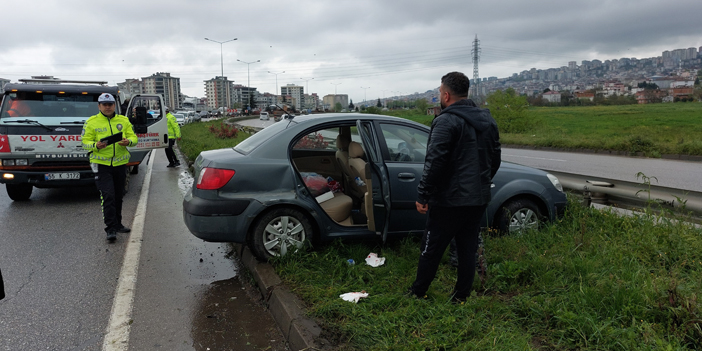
[164,107,181,167]
[82,93,138,242]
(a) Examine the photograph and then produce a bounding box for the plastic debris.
[339,291,368,303]
[347,259,355,265]
[365,252,385,267]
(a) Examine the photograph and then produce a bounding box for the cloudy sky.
[2,0,701,103]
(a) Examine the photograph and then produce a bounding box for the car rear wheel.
[494,198,542,235]
[6,184,32,201]
[250,208,313,261]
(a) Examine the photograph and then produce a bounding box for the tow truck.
[0,78,169,201]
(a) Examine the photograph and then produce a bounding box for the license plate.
[45,172,80,180]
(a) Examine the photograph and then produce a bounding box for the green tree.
[334,102,342,112]
[414,98,429,113]
[248,95,257,110]
[485,88,541,133]
[695,77,700,86]
[349,99,355,109]
[376,98,382,107]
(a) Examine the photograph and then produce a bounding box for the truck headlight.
[2,160,15,166]
[15,159,28,166]
[546,173,563,193]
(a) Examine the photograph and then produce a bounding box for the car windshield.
[233,120,290,154]
[1,91,98,119]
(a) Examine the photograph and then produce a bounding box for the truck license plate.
[45,172,80,181]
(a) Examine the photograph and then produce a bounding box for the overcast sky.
[2,0,701,103]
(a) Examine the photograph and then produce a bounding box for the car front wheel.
[494,198,542,235]
[250,208,313,261]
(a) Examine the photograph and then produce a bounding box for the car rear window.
[233,121,289,154]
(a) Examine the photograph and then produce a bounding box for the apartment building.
[204,76,235,110]
[142,72,182,110]
[280,84,304,109]
[322,94,348,110]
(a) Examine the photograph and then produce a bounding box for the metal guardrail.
[549,170,702,218]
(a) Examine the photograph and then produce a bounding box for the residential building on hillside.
[142,72,182,110]
[542,91,561,103]
[232,85,258,110]
[117,78,143,98]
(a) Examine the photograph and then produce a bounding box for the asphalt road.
[0,150,287,351]
[502,148,701,192]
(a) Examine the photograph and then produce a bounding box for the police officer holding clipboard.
[82,93,138,242]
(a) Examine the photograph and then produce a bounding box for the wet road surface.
[0,149,288,350]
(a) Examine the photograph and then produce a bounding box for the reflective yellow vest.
[166,112,181,139]
[82,112,138,166]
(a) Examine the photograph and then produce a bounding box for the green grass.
[272,199,702,350]
[178,119,251,162]
[369,103,702,157]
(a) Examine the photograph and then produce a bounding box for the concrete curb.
[233,244,334,351]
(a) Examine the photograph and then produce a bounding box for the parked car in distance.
[260,112,270,120]
[174,113,186,126]
[183,113,567,261]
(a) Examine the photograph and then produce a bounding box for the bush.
[208,122,239,139]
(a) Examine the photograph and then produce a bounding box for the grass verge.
[271,198,702,350]
[178,119,251,162]
[369,103,702,157]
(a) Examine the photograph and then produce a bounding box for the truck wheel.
[6,184,33,201]
[250,208,313,261]
[130,165,139,175]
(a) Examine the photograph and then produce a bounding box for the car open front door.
[356,120,391,242]
[125,94,168,150]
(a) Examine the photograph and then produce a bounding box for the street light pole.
[204,37,237,77]
[237,59,260,112]
[268,71,285,101]
[300,77,314,109]
[360,86,370,106]
[381,89,390,108]
[331,82,342,95]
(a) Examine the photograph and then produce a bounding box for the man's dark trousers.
[165,139,177,164]
[411,205,487,299]
[95,164,126,233]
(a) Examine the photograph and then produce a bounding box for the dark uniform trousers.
[165,139,178,164]
[95,164,127,233]
[411,205,487,299]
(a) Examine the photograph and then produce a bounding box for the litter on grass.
[339,291,369,303]
[365,252,385,267]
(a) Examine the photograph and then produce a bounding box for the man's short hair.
[441,72,470,98]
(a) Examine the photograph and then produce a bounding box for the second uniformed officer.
[82,93,138,242]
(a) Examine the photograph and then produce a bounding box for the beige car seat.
[348,141,375,231]
[320,193,353,226]
[335,134,355,194]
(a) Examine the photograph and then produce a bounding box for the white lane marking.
[503,154,568,162]
[102,153,155,351]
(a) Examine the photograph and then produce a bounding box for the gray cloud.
[1,0,700,101]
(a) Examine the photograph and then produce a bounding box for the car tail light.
[196,167,235,190]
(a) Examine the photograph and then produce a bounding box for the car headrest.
[336,133,351,150]
[349,142,364,158]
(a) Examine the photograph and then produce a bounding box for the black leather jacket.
[417,99,501,207]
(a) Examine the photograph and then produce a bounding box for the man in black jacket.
[409,71,501,303]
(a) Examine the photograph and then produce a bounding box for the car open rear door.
[125,94,168,150]
[356,120,391,242]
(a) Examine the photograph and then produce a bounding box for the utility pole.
[237,59,260,112]
[471,34,481,99]
[381,89,390,108]
[268,71,285,102]
[204,37,237,78]
[300,77,314,109]
[360,86,370,106]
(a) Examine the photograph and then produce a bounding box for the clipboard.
[100,132,123,146]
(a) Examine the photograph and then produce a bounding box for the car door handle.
[398,173,415,180]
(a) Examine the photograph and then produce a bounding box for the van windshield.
[1,92,99,119]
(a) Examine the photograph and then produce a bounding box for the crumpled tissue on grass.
[339,291,368,303]
[365,252,385,267]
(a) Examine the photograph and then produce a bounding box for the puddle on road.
[191,277,288,351]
